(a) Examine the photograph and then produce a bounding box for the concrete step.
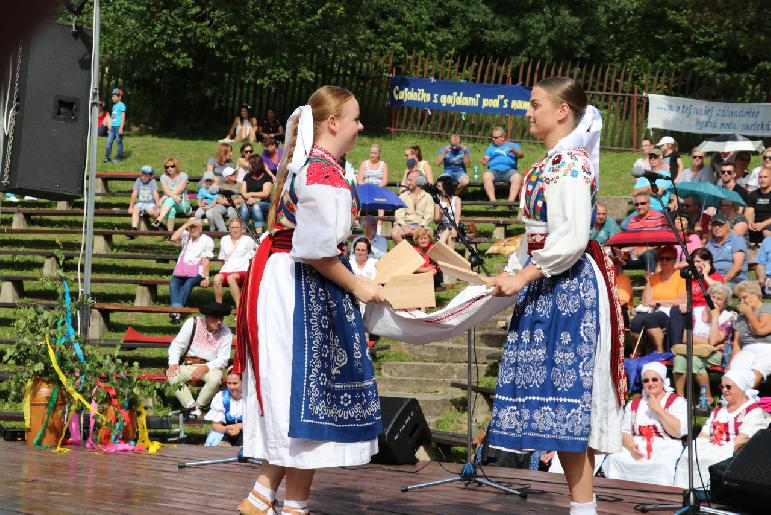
[404,342,502,363]
[376,376,457,395]
[379,361,481,381]
[380,391,464,426]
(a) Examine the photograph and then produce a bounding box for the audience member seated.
[690,248,725,307]
[590,201,619,245]
[224,104,258,143]
[235,142,254,181]
[351,236,378,279]
[748,147,771,197]
[206,142,234,184]
[434,176,462,247]
[97,100,109,137]
[392,170,435,243]
[611,249,634,327]
[213,218,256,308]
[602,362,687,487]
[734,151,755,192]
[239,155,273,233]
[676,148,712,183]
[480,126,523,207]
[718,161,749,206]
[629,246,685,354]
[755,234,771,295]
[259,107,285,142]
[620,193,669,273]
[358,143,389,187]
[435,134,470,194]
[260,136,282,179]
[705,214,748,286]
[657,136,684,181]
[675,368,769,489]
[152,157,190,232]
[729,280,771,388]
[719,200,748,238]
[400,146,433,191]
[673,283,734,404]
[413,227,443,288]
[128,165,160,235]
[745,166,771,244]
[631,148,672,212]
[204,372,244,446]
[680,195,711,241]
[166,302,232,418]
[673,216,701,266]
[351,215,387,260]
[194,171,220,224]
[631,138,654,174]
[169,218,214,324]
[204,167,241,232]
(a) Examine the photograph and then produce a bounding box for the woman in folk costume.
[233,86,384,515]
[488,77,626,515]
[602,362,687,486]
[675,368,769,489]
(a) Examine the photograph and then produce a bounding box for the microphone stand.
[222,192,260,241]
[401,190,527,500]
[634,180,733,514]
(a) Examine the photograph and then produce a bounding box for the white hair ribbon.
[285,105,314,174]
[547,104,602,180]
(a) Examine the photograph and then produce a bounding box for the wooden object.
[374,240,425,285]
[427,241,470,270]
[438,262,487,286]
[382,273,436,309]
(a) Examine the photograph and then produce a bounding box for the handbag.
[172,236,201,277]
[671,343,716,357]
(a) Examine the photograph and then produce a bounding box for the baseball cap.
[202,171,215,182]
[222,166,235,178]
[647,148,663,157]
[139,165,154,175]
[111,88,123,96]
[711,214,728,225]
[656,136,675,146]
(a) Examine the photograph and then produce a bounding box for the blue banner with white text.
[389,76,531,116]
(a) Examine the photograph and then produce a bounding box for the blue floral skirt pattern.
[288,257,382,443]
[487,255,599,453]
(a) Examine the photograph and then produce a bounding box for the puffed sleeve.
[530,152,593,277]
[291,163,353,259]
[621,401,633,434]
[667,396,688,437]
[203,391,226,423]
[739,407,769,439]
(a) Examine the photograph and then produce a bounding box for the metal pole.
[81,0,101,338]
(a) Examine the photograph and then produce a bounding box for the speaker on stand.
[1,21,92,200]
[371,396,432,465]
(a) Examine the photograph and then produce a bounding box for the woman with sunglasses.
[629,246,686,354]
[729,280,771,388]
[603,362,687,486]
[152,157,190,232]
[235,143,254,181]
[675,368,769,489]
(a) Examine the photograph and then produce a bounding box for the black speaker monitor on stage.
[709,428,771,511]
[1,21,92,200]
[371,396,432,465]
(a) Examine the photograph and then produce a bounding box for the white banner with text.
[647,94,771,136]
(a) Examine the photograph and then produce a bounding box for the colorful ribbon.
[638,425,657,459]
[711,421,729,446]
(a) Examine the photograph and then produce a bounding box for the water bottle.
[473,165,479,183]
[699,385,708,410]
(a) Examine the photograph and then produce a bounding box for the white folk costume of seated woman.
[205,373,244,447]
[674,368,770,489]
[602,362,686,486]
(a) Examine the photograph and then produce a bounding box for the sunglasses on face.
[165,165,175,169]
[492,135,504,140]
[243,149,253,154]
[721,170,733,175]
[635,202,649,206]
[720,384,732,391]
[763,156,771,161]
[642,377,661,384]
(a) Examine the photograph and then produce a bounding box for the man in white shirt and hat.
[166,301,233,418]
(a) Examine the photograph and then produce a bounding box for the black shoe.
[102,157,111,163]
[127,227,138,240]
[150,219,161,230]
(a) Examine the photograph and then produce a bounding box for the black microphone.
[414,175,442,196]
[631,167,670,183]
[210,184,241,199]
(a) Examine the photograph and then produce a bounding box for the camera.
[450,144,461,152]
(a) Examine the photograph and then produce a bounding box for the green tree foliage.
[70,0,767,130]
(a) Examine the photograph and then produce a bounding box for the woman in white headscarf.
[602,362,687,486]
[674,368,769,489]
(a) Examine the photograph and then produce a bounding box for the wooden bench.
[0,274,170,307]
[0,249,183,277]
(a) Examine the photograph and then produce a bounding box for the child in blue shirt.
[104,88,126,163]
[128,165,160,236]
[195,171,220,223]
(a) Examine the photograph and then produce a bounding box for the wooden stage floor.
[0,442,687,514]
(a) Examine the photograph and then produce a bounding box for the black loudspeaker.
[1,21,91,200]
[709,428,771,511]
[371,396,431,465]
